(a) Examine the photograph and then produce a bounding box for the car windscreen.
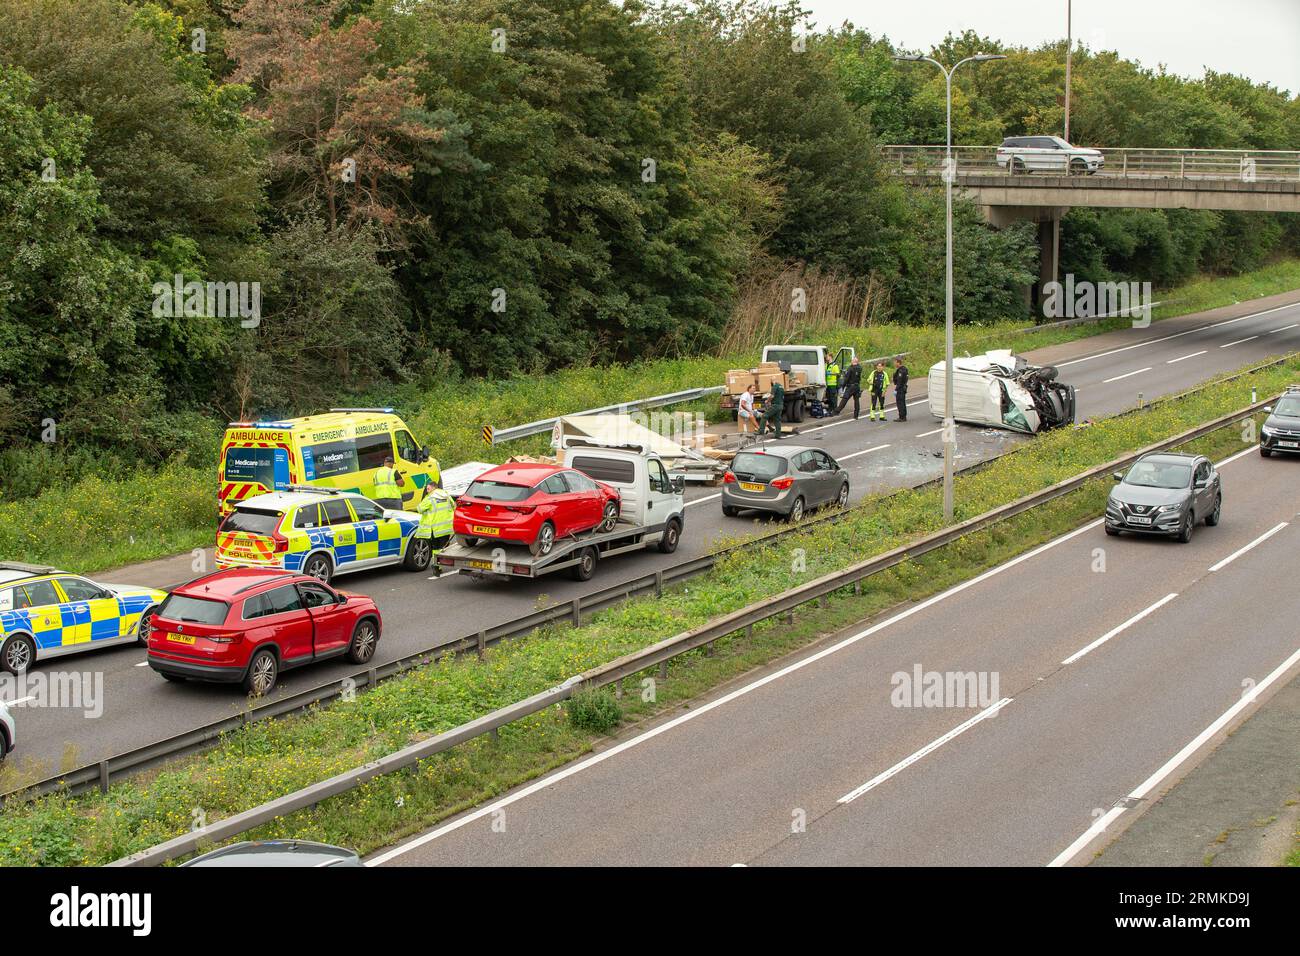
[157,594,229,625]
[464,480,533,502]
[220,509,282,535]
[1124,462,1191,489]
[1273,397,1300,417]
[764,348,820,366]
[731,452,787,481]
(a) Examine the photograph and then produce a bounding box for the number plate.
[467,559,496,570]
[1279,441,1298,448]
[739,482,766,492]
[169,634,197,645]
[1128,516,1153,525]
[471,525,500,535]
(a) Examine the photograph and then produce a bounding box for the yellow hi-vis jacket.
[416,489,455,540]
[826,362,840,387]
[373,466,401,500]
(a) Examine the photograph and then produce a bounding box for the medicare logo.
[2,670,103,718]
[1042,273,1153,328]
[151,273,261,328]
[49,887,151,937]
[890,665,1000,709]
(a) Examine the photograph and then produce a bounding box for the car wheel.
[530,522,556,557]
[657,518,681,554]
[243,648,279,697]
[1104,524,1120,537]
[346,618,379,664]
[836,482,850,508]
[136,608,155,646]
[404,536,433,571]
[1,634,35,674]
[722,505,741,518]
[1012,157,1027,174]
[1260,445,1272,458]
[569,547,598,582]
[1176,513,1195,543]
[598,501,619,534]
[303,553,333,583]
[787,496,805,523]
[1069,158,1087,176]
[1205,495,1222,527]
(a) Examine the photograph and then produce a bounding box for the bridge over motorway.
[882,146,1300,305]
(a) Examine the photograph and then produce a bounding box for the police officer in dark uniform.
[892,356,910,422]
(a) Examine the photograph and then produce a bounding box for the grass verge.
[0,353,1296,865]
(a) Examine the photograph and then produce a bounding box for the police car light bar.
[0,561,59,575]
[285,485,345,496]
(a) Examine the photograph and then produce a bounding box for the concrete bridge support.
[982,204,1071,314]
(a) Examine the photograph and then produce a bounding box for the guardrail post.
[367,667,377,687]
[853,580,862,597]
[1122,152,1127,177]
[613,681,623,700]
[785,611,795,625]
[571,599,581,626]
[658,660,669,681]
[98,760,110,794]
[746,623,754,640]
[654,570,663,597]
[1138,391,1145,410]
[1179,154,1185,179]
[476,629,486,661]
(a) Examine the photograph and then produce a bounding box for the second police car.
[0,562,167,674]
[215,486,454,583]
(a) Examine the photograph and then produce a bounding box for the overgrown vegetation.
[2,0,1297,495]
[1,353,1294,866]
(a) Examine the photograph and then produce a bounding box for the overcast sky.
[799,0,1300,95]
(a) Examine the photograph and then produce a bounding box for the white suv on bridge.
[997,136,1104,175]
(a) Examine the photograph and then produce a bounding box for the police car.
[0,562,167,674]
[215,487,450,584]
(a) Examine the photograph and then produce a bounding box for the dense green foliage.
[0,0,1297,498]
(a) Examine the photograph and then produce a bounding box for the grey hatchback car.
[722,446,849,521]
[1105,452,1221,542]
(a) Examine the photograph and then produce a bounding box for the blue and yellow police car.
[0,562,167,674]
[215,486,453,584]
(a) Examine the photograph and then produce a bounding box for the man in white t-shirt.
[737,385,756,439]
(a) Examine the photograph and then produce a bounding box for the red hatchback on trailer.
[452,463,620,556]
[147,567,381,696]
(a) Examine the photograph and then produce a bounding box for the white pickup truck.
[720,343,857,423]
[436,441,687,581]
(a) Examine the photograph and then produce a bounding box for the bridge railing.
[881,145,1300,182]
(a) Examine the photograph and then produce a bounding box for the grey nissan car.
[1105,452,1221,542]
[1259,386,1300,457]
[722,446,849,521]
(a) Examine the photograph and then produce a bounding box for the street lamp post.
[895,52,1005,523]
[1065,0,1073,141]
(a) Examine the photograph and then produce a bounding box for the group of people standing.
[737,352,910,441]
[829,355,909,423]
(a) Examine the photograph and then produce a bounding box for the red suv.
[147,568,381,696]
[453,463,620,556]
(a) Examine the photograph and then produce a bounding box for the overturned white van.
[927,350,1076,434]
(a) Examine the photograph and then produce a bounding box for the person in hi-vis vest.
[372,455,405,510]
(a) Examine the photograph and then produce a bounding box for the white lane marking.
[1053,305,1298,370]
[1048,642,1300,867]
[1216,445,1260,468]
[368,517,1106,866]
[840,443,891,462]
[1208,522,1288,572]
[917,427,944,438]
[135,661,150,667]
[837,698,1013,804]
[1267,323,1299,334]
[372,442,1266,866]
[1166,350,1207,364]
[1060,593,1179,666]
[686,493,721,509]
[1101,367,1150,384]
[1219,335,1258,348]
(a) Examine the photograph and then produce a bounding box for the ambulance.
[218,409,441,518]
